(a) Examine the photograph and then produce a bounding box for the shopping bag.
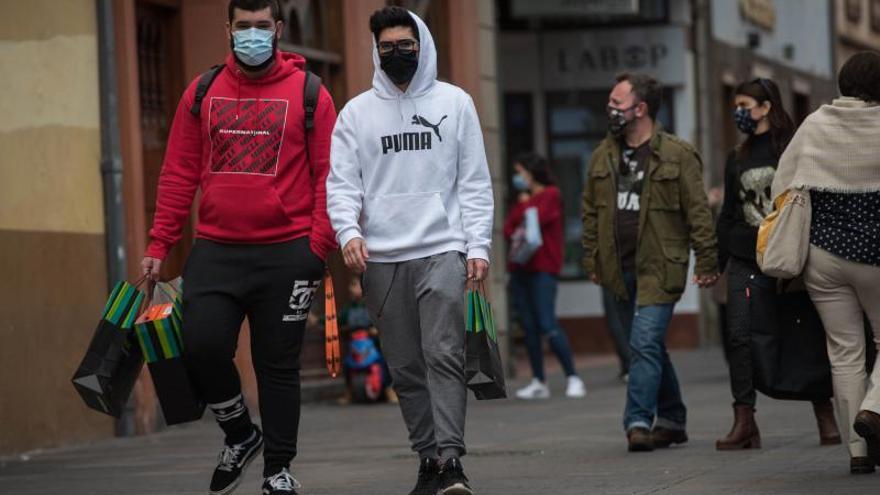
[324,269,341,378]
[750,278,833,401]
[71,278,147,417]
[135,282,205,425]
[465,283,507,400]
[509,207,543,265]
[757,189,811,279]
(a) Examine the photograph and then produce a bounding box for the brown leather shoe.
[627,427,654,452]
[851,456,876,474]
[813,400,842,446]
[853,409,880,466]
[717,404,761,450]
[652,427,688,448]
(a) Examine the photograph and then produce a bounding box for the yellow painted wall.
[0,0,112,455]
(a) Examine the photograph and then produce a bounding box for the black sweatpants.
[182,237,324,476]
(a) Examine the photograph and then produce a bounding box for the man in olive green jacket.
[582,73,719,452]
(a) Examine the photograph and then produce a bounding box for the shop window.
[846,0,863,23]
[279,0,345,105]
[545,89,674,279]
[872,0,880,32]
[719,84,737,168]
[388,0,452,80]
[794,91,811,127]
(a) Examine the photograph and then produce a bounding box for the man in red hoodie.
[140,1,336,494]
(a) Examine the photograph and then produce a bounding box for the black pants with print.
[182,237,324,476]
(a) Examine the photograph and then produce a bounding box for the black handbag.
[749,278,833,401]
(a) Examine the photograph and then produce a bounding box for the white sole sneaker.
[565,378,587,399]
[210,440,263,495]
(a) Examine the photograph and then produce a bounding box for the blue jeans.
[613,273,687,431]
[510,271,577,381]
[602,287,632,374]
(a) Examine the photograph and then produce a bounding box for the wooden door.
[137,0,190,279]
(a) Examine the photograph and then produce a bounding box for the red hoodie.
[145,51,338,261]
[503,186,564,275]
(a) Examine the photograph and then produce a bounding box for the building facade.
[0,0,114,455]
[835,0,880,70]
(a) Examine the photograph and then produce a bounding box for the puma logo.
[412,114,448,141]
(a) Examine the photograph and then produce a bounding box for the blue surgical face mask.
[512,174,529,192]
[232,27,276,67]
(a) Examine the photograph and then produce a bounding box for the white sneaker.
[565,376,587,398]
[515,379,551,400]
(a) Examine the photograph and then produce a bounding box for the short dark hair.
[228,0,281,24]
[369,6,419,43]
[514,152,555,186]
[838,51,880,103]
[616,72,662,120]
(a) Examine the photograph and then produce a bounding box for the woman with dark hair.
[503,153,586,399]
[715,78,841,451]
[773,51,880,474]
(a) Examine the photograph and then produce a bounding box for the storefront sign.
[511,0,639,18]
[541,26,687,90]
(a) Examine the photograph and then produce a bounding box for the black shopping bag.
[135,283,205,425]
[750,279,833,401]
[71,279,146,417]
[465,284,507,400]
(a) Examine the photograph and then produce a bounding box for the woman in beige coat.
[772,51,880,475]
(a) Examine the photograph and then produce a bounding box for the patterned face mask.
[733,107,758,135]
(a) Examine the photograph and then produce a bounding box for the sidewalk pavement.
[2,348,877,494]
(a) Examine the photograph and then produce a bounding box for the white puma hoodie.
[326,11,494,263]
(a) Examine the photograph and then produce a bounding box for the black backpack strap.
[189,64,224,117]
[303,71,322,131]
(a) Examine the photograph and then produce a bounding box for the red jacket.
[503,186,564,275]
[145,51,338,261]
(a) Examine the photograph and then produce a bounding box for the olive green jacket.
[582,129,718,305]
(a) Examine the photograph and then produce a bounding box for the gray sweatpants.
[363,251,468,460]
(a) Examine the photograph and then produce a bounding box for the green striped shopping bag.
[135,282,205,425]
[464,282,507,400]
[72,278,147,417]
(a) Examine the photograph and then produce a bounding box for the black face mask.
[733,107,759,135]
[607,106,635,137]
[380,51,418,86]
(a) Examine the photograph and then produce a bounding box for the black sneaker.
[437,458,473,495]
[409,457,441,495]
[209,426,263,495]
[262,468,301,495]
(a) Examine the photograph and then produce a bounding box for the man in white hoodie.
[327,7,493,495]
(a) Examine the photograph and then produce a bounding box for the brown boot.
[627,427,654,452]
[853,409,880,466]
[716,404,761,450]
[813,400,842,446]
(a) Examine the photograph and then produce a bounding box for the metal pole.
[96,0,134,437]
